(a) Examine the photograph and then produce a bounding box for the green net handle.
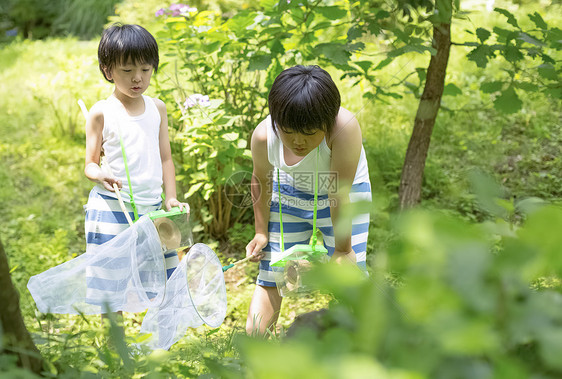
[116,122,139,222]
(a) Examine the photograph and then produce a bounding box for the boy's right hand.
[98,174,122,192]
[246,233,268,262]
[85,162,122,192]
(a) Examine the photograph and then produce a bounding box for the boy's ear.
[102,66,113,81]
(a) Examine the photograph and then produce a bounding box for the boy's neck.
[111,91,146,117]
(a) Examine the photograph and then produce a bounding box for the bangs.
[269,65,340,136]
[115,38,158,69]
[274,94,329,135]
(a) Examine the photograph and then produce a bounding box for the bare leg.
[246,285,282,336]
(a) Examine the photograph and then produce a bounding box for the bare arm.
[155,98,188,212]
[84,103,121,191]
[246,120,273,261]
[328,108,363,264]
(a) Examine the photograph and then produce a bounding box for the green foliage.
[151,0,559,235]
[52,0,120,39]
[464,8,562,114]
[0,0,119,40]
[0,40,101,318]
[152,0,355,239]
[238,202,562,377]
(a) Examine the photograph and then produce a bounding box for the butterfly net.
[27,216,227,350]
[140,243,227,350]
[27,216,165,314]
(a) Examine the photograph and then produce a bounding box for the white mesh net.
[27,216,227,350]
[27,216,165,314]
[140,243,227,350]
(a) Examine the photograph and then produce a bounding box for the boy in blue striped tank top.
[245,65,372,335]
[83,24,188,314]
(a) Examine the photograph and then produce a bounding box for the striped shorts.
[84,188,179,301]
[257,173,372,287]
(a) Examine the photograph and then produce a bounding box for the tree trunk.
[398,19,452,209]
[0,238,44,374]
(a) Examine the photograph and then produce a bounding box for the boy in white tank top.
[245,65,372,336]
[83,24,188,319]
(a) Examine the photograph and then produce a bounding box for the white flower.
[184,94,211,109]
[179,5,197,16]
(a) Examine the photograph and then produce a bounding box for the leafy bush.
[238,201,562,378]
[152,1,358,239]
[1,0,119,40]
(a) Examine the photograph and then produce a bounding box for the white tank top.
[95,95,163,205]
[265,115,370,195]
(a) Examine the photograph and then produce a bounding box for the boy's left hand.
[165,197,190,214]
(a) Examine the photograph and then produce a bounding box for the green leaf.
[248,54,272,71]
[269,38,285,56]
[265,59,283,88]
[546,27,562,49]
[529,12,547,29]
[467,45,496,68]
[346,42,364,52]
[304,10,317,28]
[202,40,223,54]
[347,25,364,40]
[434,0,453,22]
[503,44,524,63]
[541,53,555,65]
[476,28,491,43]
[376,10,390,19]
[514,82,538,92]
[377,87,402,99]
[416,67,427,82]
[544,86,562,99]
[312,21,332,31]
[494,8,519,28]
[225,11,257,36]
[260,0,277,10]
[373,57,392,71]
[518,32,544,47]
[538,329,562,371]
[222,132,239,141]
[367,21,381,35]
[317,6,348,20]
[537,63,557,81]
[494,87,522,114]
[443,83,462,96]
[354,61,372,73]
[468,170,507,217]
[185,182,204,199]
[392,28,410,43]
[493,27,519,43]
[314,43,351,66]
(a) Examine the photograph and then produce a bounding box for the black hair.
[98,24,159,83]
[268,65,341,135]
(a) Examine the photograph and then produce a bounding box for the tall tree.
[398,0,452,208]
[342,0,560,208]
[0,238,44,374]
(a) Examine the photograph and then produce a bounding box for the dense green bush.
[151,0,358,240]
[237,202,562,379]
[1,0,119,40]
